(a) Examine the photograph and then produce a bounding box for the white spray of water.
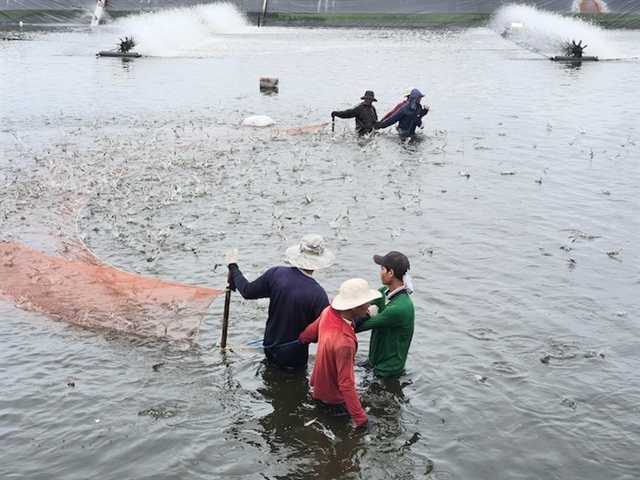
[108,3,255,57]
[489,4,621,58]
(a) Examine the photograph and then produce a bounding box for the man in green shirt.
[356,251,415,377]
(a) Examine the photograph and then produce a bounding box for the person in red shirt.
[299,278,382,429]
[379,86,413,123]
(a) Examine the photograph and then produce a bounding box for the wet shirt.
[380,99,407,122]
[356,287,415,376]
[231,265,329,369]
[333,102,378,134]
[299,306,368,427]
[376,89,427,136]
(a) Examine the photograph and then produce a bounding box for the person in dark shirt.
[331,90,378,135]
[375,88,429,138]
[224,234,335,370]
[379,86,413,123]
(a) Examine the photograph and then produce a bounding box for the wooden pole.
[220,269,232,349]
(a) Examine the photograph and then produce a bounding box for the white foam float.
[243,115,275,127]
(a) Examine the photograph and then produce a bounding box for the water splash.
[106,4,255,57]
[490,4,621,58]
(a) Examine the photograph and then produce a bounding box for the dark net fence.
[1,0,638,26]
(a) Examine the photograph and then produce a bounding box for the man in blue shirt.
[224,234,335,370]
[375,88,429,138]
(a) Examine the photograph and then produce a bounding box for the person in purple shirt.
[224,234,335,370]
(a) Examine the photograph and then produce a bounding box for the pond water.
[1,4,639,479]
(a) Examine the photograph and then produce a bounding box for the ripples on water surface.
[1,4,639,479]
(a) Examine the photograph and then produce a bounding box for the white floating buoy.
[243,115,275,127]
[259,76,279,91]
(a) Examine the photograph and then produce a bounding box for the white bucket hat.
[284,234,335,270]
[331,278,382,310]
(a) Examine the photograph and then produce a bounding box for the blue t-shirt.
[232,265,329,369]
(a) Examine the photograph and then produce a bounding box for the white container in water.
[259,76,279,90]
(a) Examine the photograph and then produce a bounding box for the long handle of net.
[220,269,232,349]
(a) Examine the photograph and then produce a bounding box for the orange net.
[0,241,222,343]
[284,123,328,135]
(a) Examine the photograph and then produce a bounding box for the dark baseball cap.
[373,251,410,276]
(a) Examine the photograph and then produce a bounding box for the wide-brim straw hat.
[285,234,335,270]
[331,278,382,310]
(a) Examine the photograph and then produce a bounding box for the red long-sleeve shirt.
[379,100,406,122]
[299,306,368,427]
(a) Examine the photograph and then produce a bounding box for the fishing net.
[0,114,331,344]
[0,240,222,343]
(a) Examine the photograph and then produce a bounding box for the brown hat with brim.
[360,90,377,101]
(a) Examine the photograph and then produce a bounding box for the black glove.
[353,315,366,329]
[331,111,337,119]
[357,358,372,369]
[357,418,375,433]
[374,122,381,130]
[227,264,238,291]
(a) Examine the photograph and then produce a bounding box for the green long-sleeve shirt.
[355,286,415,377]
